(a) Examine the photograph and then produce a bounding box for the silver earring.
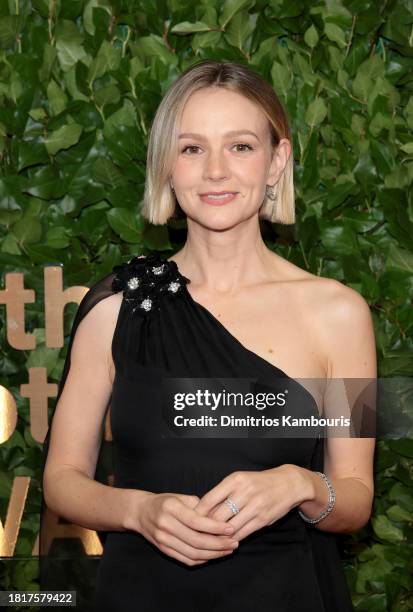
[265,184,277,202]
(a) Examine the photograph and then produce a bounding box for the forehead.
[179,87,268,134]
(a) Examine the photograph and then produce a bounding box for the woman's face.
[170,86,289,230]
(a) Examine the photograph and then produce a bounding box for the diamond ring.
[224,497,240,515]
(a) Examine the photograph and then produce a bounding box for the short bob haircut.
[142,60,295,226]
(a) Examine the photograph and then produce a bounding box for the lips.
[200,192,238,206]
[200,192,238,196]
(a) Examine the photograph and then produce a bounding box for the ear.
[267,138,291,186]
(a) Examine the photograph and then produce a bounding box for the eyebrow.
[178,130,260,141]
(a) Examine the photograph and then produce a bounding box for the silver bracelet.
[298,471,336,525]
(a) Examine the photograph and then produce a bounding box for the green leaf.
[219,0,254,29]
[47,80,68,116]
[26,345,60,372]
[224,11,256,50]
[386,505,412,522]
[304,24,319,48]
[1,232,21,254]
[320,224,358,255]
[271,62,293,97]
[75,207,110,245]
[386,244,413,274]
[170,21,211,34]
[353,149,378,190]
[400,142,413,155]
[0,16,21,49]
[388,482,413,511]
[324,23,347,49]
[191,30,222,52]
[103,100,137,140]
[11,216,42,245]
[46,226,71,249]
[352,55,385,102]
[56,38,87,72]
[107,208,145,243]
[354,593,388,610]
[371,515,404,542]
[305,98,328,127]
[29,107,47,121]
[83,0,102,35]
[44,123,83,155]
[18,140,49,172]
[24,167,66,200]
[92,158,125,188]
[88,39,121,83]
[135,35,177,65]
[94,84,121,107]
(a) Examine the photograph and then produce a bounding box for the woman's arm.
[291,282,377,534]
[43,292,146,532]
[44,466,152,532]
[43,292,236,565]
[193,281,377,539]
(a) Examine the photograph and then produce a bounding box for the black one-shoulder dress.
[40,252,354,612]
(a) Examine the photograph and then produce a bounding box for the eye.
[181,145,201,155]
[181,143,254,155]
[233,143,253,152]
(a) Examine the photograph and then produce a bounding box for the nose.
[203,148,229,181]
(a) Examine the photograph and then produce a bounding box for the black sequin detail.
[111,252,190,316]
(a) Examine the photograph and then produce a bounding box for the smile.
[200,193,238,205]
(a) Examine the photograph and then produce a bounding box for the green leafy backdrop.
[0,1,412,610]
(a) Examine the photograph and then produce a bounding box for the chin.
[194,214,252,232]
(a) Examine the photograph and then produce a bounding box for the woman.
[41,60,376,611]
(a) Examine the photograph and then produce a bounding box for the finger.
[208,495,246,523]
[211,499,262,537]
[174,494,201,509]
[158,542,235,567]
[170,501,236,535]
[157,531,237,562]
[195,480,236,517]
[156,543,207,566]
[229,516,264,542]
[164,516,239,551]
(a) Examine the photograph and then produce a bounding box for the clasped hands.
[136,463,308,567]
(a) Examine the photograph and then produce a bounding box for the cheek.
[242,160,267,187]
[172,159,199,188]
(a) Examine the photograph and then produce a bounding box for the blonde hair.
[142,60,295,225]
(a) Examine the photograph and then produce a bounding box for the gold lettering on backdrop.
[44,266,88,348]
[0,477,30,556]
[0,266,112,557]
[0,387,17,443]
[41,508,104,556]
[21,368,58,444]
[0,273,36,350]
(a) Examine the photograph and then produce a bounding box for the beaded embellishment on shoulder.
[111,252,191,316]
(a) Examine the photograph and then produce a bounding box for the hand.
[193,465,306,542]
[129,492,239,566]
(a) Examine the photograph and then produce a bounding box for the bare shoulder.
[270,251,373,322]
[79,290,123,330]
[76,291,124,384]
[309,275,373,327]
[302,274,376,378]
[275,254,371,317]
